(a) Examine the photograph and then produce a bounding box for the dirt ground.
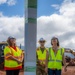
[62,66,75,75]
[0,66,75,75]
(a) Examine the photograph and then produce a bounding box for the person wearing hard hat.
[45,37,67,75]
[36,38,48,75]
[4,36,24,75]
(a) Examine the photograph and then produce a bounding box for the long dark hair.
[7,38,16,46]
[51,38,60,46]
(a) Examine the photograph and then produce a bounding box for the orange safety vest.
[4,46,22,70]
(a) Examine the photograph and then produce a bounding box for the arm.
[17,49,24,62]
[63,53,66,66]
[4,46,22,64]
[5,53,22,63]
[36,48,41,65]
[63,53,66,70]
[36,52,39,64]
[45,50,49,73]
[20,52,24,62]
[45,50,49,68]
[63,53,68,72]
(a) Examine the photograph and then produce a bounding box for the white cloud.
[0,12,24,46]
[0,12,3,16]
[0,0,7,4]
[7,0,16,6]
[0,0,17,6]
[60,1,75,17]
[51,4,60,10]
[63,0,75,4]
[37,0,75,49]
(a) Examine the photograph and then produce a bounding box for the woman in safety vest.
[45,37,67,75]
[4,36,24,75]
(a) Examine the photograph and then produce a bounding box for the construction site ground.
[0,66,75,75]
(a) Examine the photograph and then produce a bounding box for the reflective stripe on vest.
[4,46,22,68]
[36,47,47,64]
[48,47,64,69]
[48,60,62,62]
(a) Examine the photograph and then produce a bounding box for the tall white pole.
[25,0,37,75]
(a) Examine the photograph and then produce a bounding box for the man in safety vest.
[45,37,67,75]
[36,38,48,75]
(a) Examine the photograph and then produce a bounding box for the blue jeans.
[48,68,61,75]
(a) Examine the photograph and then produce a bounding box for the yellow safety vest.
[36,47,47,64]
[48,47,64,70]
[4,46,22,68]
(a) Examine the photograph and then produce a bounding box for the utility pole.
[25,0,37,75]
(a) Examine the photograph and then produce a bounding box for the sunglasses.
[40,41,45,43]
[10,38,16,40]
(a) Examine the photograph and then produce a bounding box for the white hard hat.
[39,38,46,42]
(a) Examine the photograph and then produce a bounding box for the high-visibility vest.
[4,46,22,69]
[48,47,64,70]
[36,47,47,65]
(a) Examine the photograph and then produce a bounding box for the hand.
[17,60,22,64]
[41,64,45,67]
[45,67,48,74]
[64,67,67,72]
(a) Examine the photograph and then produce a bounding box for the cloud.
[0,12,24,46]
[60,0,75,17]
[0,12,3,16]
[51,4,60,10]
[7,0,16,6]
[0,0,17,6]
[0,0,7,4]
[37,0,75,49]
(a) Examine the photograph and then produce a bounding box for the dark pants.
[6,70,20,75]
[48,68,61,75]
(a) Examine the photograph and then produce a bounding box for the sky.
[37,0,75,49]
[0,0,24,46]
[37,0,63,17]
[0,0,75,49]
